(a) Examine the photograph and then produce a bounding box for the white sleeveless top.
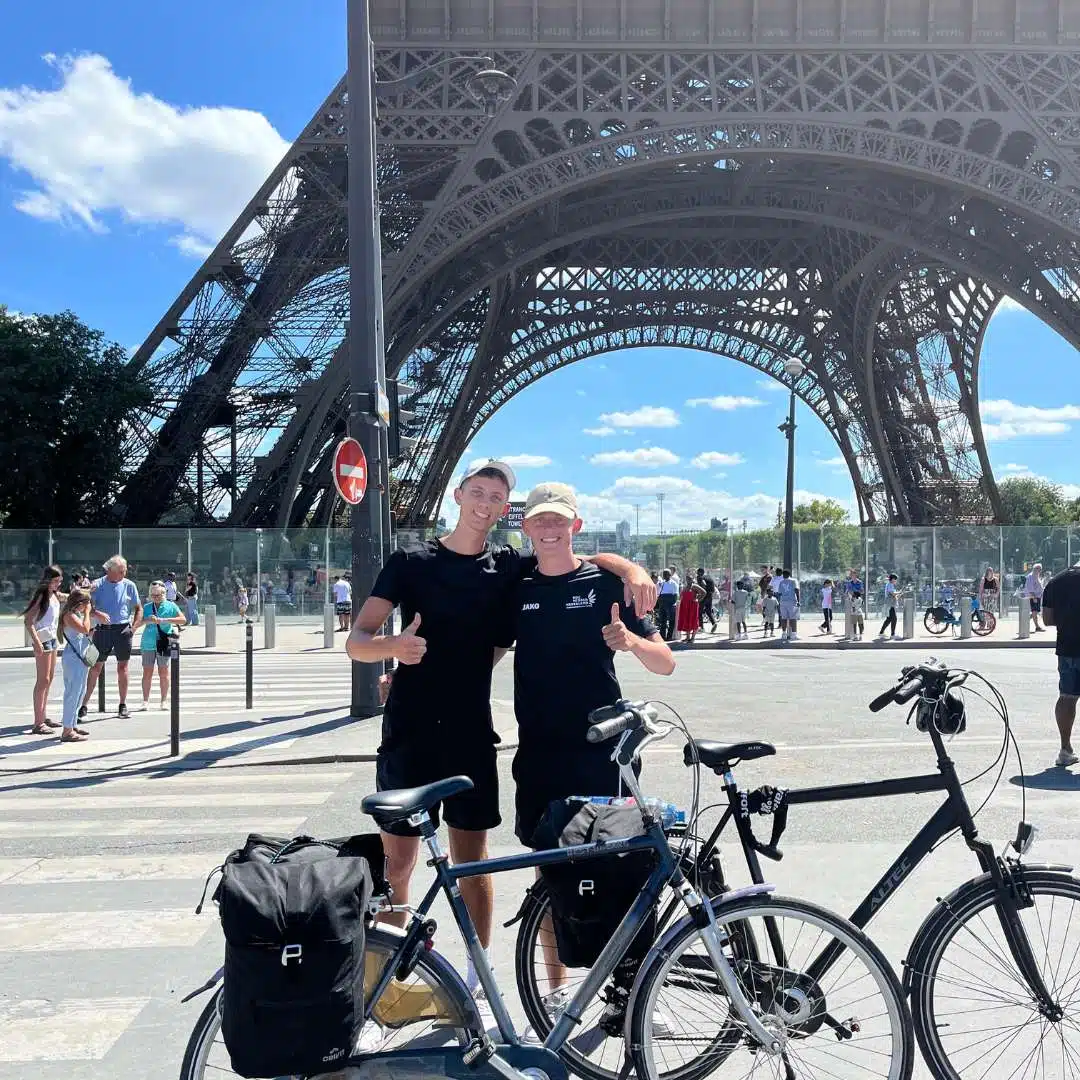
[33,594,60,641]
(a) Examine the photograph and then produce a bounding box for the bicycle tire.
[515,868,750,1080]
[972,609,996,636]
[907,867,1080,1080]
[629,892,913,1080]
[178,928,472,1080]
[924,607,950,636]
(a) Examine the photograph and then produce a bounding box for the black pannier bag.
[216,833,377,1078]
[531,800,657,969]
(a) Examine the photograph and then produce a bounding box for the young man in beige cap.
[346,462,654,1018]
[508,481,675,849]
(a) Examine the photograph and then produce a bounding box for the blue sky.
[1,3,1077,531]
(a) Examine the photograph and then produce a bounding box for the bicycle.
[517,659,1079,1080]
[180,702,913,1080]
[924,593,996,636]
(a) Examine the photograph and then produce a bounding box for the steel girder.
[112,25,1080,527]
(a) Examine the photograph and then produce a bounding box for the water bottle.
[573,795,685,828]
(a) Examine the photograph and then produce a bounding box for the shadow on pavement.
[1010,767,1080,791]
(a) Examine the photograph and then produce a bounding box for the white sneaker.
[788,632,798,642]
[140,699,150,711]
[353,1019,390,1053]
[1056,749,1079,767]
[521,986,571,1044]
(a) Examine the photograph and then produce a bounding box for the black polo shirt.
[1044,568,1080,658]
[371,540,528,747]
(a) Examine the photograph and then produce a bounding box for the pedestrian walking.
[1024,563,1047,632]
[138,581,186,711]
[164,571,178,602]
[851,590,866,640]
[184,572,199,626]
[819,578,834,634]
[656,569,678,640]
[775,568,800,642]
[676,577,703,644]
[60,589,98,743]
[333,574,353,631]
[1044,563,1080,766]
[22,565,64,734]
[733,579,750,640]
[79,555,142,721]
[979,566,999,615]
[877,573,900,640]
[235,579,249,622]
[761,589,779,638]
[696,568,717,632]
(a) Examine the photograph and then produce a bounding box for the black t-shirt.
[507,562,657,770]
[372,540,530,746]
[700,575,716,599]
[1044,568,1080,658]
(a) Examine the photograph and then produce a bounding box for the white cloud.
[691,452,745,469]
[755,379,787,394]
[575,390,586,397]
[0,53,289,255]
[590,448,680,468]
[598,406,680,429]
[981,399,1080,441]
[583,426,617,437]
[685,395,766,411]
[1002,463,1031,473]
[994,295,1026,314]
[818,455,847,467]
[496,454,553,469]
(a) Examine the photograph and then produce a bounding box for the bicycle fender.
[180,966,222,1004]
[902,864,1074,997]
[623,885,775,1042]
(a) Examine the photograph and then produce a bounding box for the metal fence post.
[1018,598,1031,640]
[169,637,181,757]
[903,596,915,641]
[98,667,106,713]
[325,602,335,648]
[960,598,973,640]
[48,527,54,567]
[263,603,276,650]
[204,604,217,648]
[245,621,254,708]
[843,594,853,640]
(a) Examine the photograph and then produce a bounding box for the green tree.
[792,498,849,526]
[997,477,1070,526]
[0,308,152,526]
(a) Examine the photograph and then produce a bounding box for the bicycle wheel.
[629,893,913,1080]
[178,929,471,1079]
[515,849,739,1080]
[972,609,996,636]
[907,868,1080,1080]
[924,607,950,636]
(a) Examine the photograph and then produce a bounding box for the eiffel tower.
[113,0,1080,528]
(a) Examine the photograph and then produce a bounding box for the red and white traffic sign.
[333,438,368,505]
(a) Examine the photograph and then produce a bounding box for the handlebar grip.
[893,676,924,704]
[868,687,897,713]
[586,711,637,743]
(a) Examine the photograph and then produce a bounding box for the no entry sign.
[333,438,368,505]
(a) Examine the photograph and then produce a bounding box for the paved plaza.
[0,643,1075,1077]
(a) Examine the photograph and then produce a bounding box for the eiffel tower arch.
[113,0,1080,528]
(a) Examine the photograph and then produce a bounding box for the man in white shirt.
[656,569,678,641]
[775,568,800,642]
[164,572,178,602]
[1025,563,1046,633]
[332,574,353,631]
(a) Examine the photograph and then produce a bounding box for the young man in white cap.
[508,481,675,849]
[346,461,654,1014]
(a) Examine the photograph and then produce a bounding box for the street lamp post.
[778,357,806,570]
[346,0,514,718]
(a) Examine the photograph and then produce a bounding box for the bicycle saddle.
[684,740,777,770]
[361,776,474,825]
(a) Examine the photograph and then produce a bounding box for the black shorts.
[92,624,133,664]
[1030,597,1042,614]
[375,741,500,836]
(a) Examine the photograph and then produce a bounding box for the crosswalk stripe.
[0,852,232,884]
[0,790,331,810]
[0,816,305,837]
[0,998,148,1062]
[0,910,209,951]
[0,769,354,788]
[0,735,299,755]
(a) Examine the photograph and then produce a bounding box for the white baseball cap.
[458,459,517,492]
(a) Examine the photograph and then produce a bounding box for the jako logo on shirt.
[521,602,540,611]
[566,590,597,610]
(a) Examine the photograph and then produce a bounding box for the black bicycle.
[515,659,1080,1080]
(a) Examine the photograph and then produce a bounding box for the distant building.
[710,517,729,535]
[615,520,631,549]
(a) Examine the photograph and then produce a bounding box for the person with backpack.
[137,581,186,711]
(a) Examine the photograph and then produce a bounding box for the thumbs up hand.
[602,601,636,653]
[393,612,427,665]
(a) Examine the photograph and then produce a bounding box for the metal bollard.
[728,592,737,641]
[245,621,254,709]
[960,600,973,640]
[203,604,217,648]
[843,595,853,640]
[324,602,335,649]
[903,596,915,641]
[1018,597,1031,640]
[98,668,106,713]
[169,637,181,757]
[263,603,276,650]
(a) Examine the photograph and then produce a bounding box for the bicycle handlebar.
[586,700,658,743]
[868,659,954,712]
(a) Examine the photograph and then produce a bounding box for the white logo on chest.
[521,602,540,611]
[566,589,597,610]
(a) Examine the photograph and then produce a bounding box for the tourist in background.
[819,577,834,635]
[775,568,801,643]
[676,576,704,644]
[184,572,199,626]
[80,555,141,721]
[163,571,178,602]
[979,566,999,614]
[138,581,186,711]
[656,569,678,640]
[1042,560,1080,767]
[877,573,900,640]
[235,578,249,622]
[333,573,353,631]
[733,577,751,640]
[696,567,717,633]
[59,589,98,743]
[761,588,779,638]
[22,566,64,734]
[1025,562,1046,633]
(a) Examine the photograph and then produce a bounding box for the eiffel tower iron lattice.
[113,0,1080,528]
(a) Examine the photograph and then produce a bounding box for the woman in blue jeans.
[59,588,97,743]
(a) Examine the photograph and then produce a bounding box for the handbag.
[148,603,173,656]
[64,629,100,667]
